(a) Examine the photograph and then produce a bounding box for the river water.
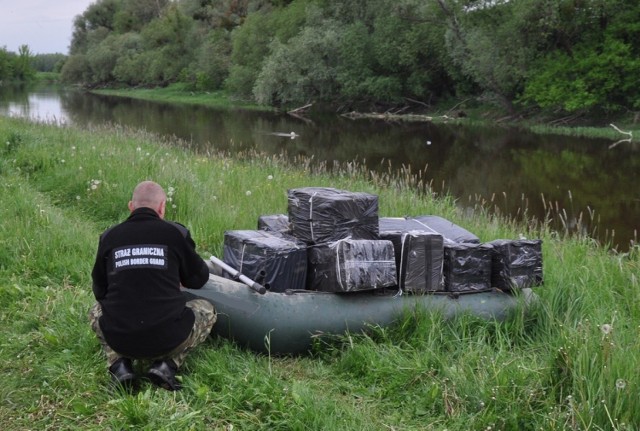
[1,84,638,251]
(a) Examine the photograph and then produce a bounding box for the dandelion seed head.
[616,379,626,390]
[267,175,273,180]
[601,324,613,335]
[245,190,252,196]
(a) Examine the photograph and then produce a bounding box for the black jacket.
[91,207,209,358]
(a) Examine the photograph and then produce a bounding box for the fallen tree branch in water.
[287,103,313,115]
[341,111,434,122]
[609,123,633,149]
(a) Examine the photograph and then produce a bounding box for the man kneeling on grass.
[89,180,216,391]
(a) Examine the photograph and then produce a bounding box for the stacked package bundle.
[287,187,379,244]
[379,217,444,292]
[443,243,493,292]
[487,239,543,290]
[406,215,480,244]
[223,230,307,292]
[258,214,291,235]
[307,239,397,292]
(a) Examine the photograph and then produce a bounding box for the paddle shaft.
[209,256,267,295]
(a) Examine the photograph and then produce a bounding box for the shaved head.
[128,181,166,218]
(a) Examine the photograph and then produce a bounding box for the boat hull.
[184,274,535,354]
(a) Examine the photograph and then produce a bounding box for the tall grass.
[0,116,638,430]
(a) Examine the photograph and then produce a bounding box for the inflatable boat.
[183,274,536,355]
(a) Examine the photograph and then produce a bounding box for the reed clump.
[0,116,638,430]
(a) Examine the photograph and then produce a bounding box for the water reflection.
[1,84,638,250]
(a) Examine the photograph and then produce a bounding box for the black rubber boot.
[108,358,136,390]
[146,359,182,391]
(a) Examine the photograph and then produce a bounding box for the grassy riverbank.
[94,84,270,111]
[1,116,639,430]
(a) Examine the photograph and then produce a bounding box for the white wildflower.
[601,324,613,335]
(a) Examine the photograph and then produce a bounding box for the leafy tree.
[113,0,168,33]
[13,45,35,81]
[31,54,67,72]
[85,35,119,83]
[253,18,341,106]
[189,29,232,90]
[111,33,145,85]
[139,4,196,84]
[523,38,640,113]
[60,54,90,84]
[522,0,640,114]
[82,0,120,31]
[436,0,547,112]
[336,22,373,100]
[0,48,14,81]
[225,11,274,98]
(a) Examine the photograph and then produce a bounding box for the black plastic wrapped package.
[443,243,493,292]
[258,214,291,234]
[380,216,480,244]
[488,239,543,290]
[379,229,444,293]
[223,230,307,292]
[287,187,379,244]
[307,239,397,292]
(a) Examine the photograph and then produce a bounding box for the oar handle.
[209,256,267,295]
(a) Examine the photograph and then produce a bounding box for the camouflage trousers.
[88,299,216,368]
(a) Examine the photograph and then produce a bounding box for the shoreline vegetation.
[92,84,639,143]
[1,116,639,430]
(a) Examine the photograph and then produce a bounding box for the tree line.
[1,45,67,82]
[55,0,640,116]
[0,46,36,82]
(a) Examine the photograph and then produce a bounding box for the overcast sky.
[0,0,95,54]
